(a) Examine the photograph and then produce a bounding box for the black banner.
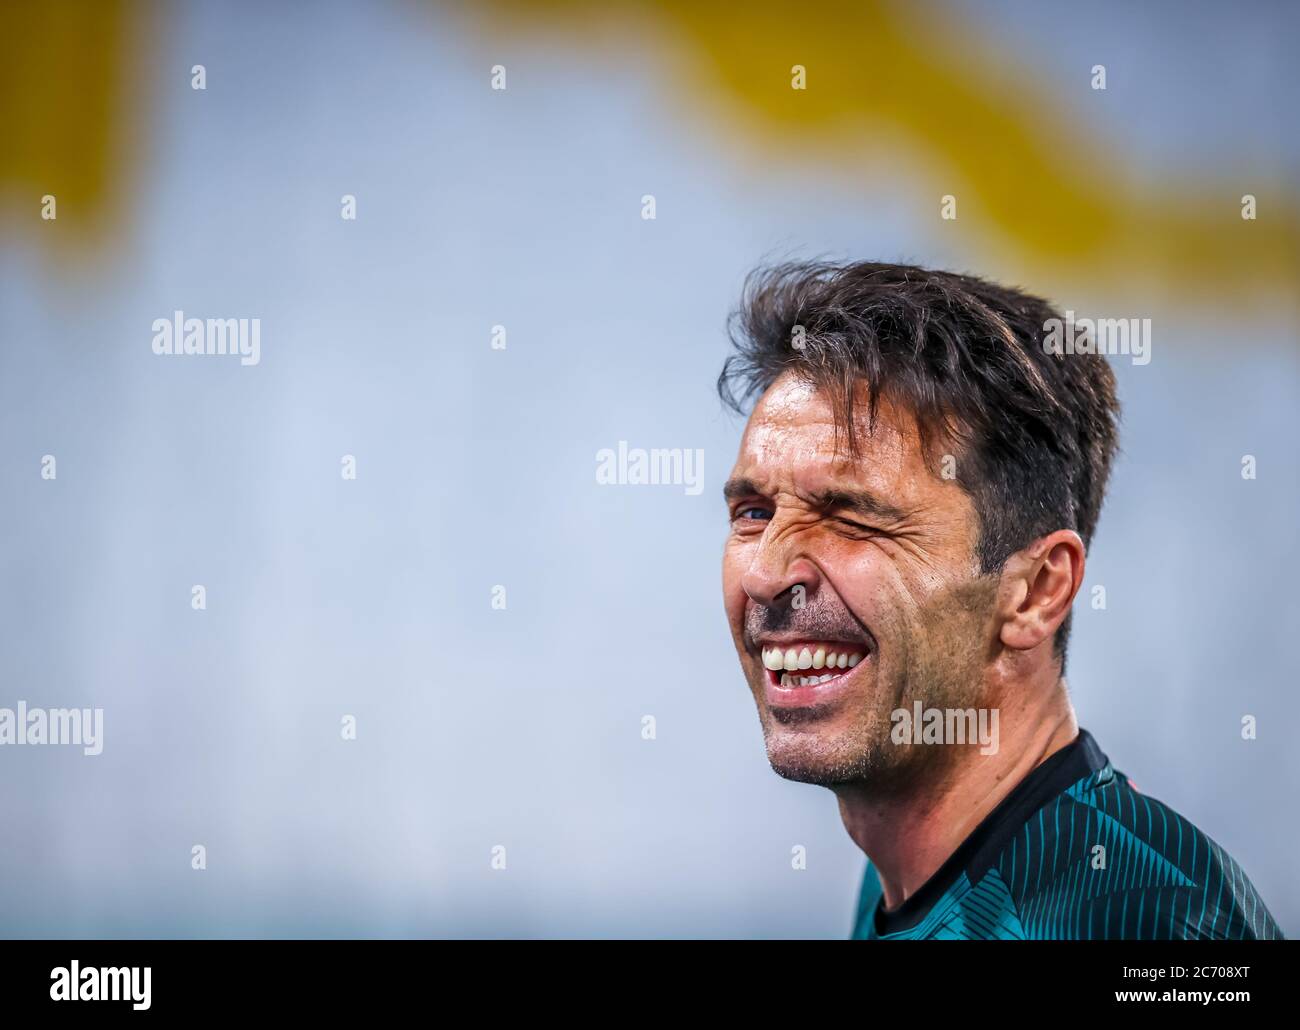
[0,940,1291,1017]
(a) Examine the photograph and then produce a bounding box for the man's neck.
[833,688,1078,912]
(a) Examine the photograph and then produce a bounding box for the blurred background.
[1,0,1296,938]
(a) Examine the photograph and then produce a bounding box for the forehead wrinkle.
[736,417,913,507]
[743,382,913,471]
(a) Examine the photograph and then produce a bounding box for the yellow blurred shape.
[0,0,137,243]
[483,0,1299,306]
[2,0,1295,308]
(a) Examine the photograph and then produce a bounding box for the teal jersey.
[851,729,1283,940]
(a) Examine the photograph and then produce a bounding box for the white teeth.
[763,645,867,680]
[783,673,840,687]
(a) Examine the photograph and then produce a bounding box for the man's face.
[722,372,1000,791]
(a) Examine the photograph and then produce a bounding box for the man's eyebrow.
[723,477,764,502]
[723,478,910,523]
[805,487,911,523]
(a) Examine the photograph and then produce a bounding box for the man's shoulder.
[852,743,1284,940]
[991,762,1283,940]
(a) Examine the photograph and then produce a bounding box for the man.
[719,260,1281,940]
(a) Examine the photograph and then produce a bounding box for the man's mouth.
[759,642,869,688]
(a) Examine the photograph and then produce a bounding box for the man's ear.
[995,530,1086,652]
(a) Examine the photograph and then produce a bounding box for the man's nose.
[740,538,821,608]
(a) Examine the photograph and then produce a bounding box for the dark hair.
[718,260,1120,663]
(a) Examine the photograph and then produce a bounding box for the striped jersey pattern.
[851,729,1282,940]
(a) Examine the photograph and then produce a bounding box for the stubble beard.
[758,576,999,795]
